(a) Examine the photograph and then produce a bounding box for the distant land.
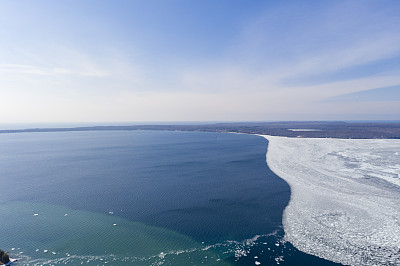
[1,121,400,139]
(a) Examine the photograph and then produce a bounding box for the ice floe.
[287,129,321,132]
[263,135,400,265]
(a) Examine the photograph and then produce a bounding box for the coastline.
[1,121,400,139]
[262,135,400,265]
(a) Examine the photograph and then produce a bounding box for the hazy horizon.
[1,120,400,131]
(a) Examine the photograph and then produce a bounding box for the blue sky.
[1,0,399,123]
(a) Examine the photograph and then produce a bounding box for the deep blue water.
[0,130,338,265]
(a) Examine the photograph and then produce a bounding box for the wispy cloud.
[326,85,400,103]
[176,1,400,101]
[0,64,48,75]
[0,63,108,77]
[1,0,399,122]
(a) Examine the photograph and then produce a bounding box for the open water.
[0,130,337,265]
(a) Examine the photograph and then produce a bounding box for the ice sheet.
[262,135,400,265]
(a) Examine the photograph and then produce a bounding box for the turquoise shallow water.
[0,201,217,265]
[0,130,338,265]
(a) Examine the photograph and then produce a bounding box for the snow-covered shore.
[262,135,400,265]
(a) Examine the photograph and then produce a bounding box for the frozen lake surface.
[263,135,400,265]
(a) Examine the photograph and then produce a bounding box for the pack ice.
[263,135,400,265]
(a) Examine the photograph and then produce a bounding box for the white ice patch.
[262,135,400,265]
[287,129,321,132]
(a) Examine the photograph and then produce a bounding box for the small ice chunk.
[64,213,68,216]
[108,211,114,215]
[52,251,57,255]
[113,223,117,226]
[11,248,15,251]
[34,213,39,216]
[254,256,258,258]
[44,250,48,253]
[35,249,39,252]
[255,261,261,265]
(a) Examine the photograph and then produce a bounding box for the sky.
[1,0,399,123]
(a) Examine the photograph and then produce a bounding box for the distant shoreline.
[0,121,400,139]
